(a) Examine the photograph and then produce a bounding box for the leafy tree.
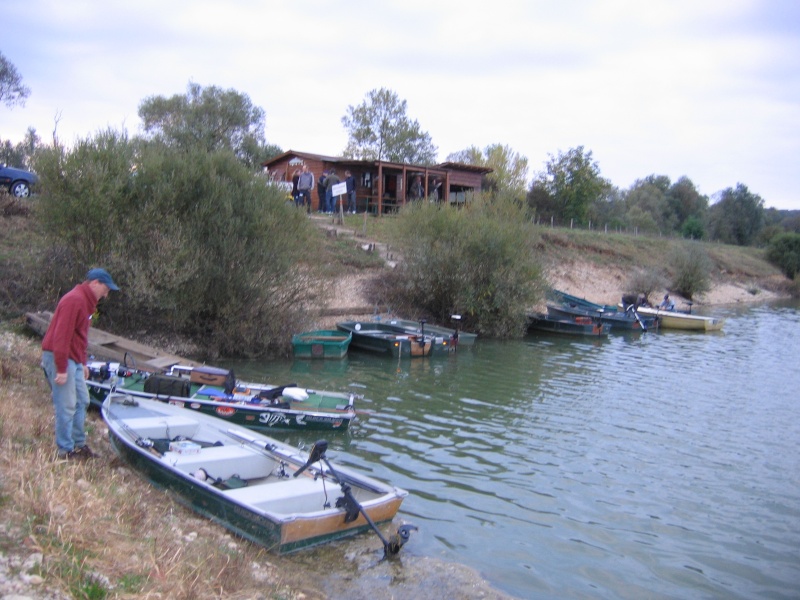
[624,177,672,233]
[586,186,627,231]
[341,88,437,164]
[766,233,800,279]
[138,82,279,169]
[447,144,529,198]
[708,183,765,246]
[0,52,31,108]
[680,215,705,240]
[1,127,42,169]
[527,146,610,225]
[667,176,708,232]
[625,204,661,234]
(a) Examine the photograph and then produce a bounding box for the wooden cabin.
[262,151,492,215]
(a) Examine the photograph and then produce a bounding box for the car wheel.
[10,181,31,198]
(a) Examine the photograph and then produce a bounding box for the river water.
[226,301,800,599]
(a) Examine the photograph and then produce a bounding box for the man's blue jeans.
[41,351,89,454]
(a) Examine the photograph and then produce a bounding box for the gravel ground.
[0,542,70,600]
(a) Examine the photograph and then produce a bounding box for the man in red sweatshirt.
[41,268,120,460]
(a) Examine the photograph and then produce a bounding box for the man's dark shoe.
[73,445,95,459]
[57,447,92,461]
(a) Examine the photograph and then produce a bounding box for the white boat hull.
[635,306,725,331]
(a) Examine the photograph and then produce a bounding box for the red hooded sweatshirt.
[42,282,99,373]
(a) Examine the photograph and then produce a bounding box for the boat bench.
[223,475,331,514]
[125,415,200,440]
[163,445,275,481]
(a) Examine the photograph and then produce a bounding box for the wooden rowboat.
[292,330,352,359]
[102,393,409,554]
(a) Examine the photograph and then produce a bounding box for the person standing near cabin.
[409,175,424,200]
[430,177,442,201]
[297,165,315,213]
[291,169,301,207]
[41,268,120,460]
[325,168,340,213]
[344,170,357,213]
[317,170,328,213]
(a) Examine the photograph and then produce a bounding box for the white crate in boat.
[169,440,201,455]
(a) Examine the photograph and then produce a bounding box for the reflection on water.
[225,301,800,599]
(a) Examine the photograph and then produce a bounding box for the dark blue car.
[0,164,39,198]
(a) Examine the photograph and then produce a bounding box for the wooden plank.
[25,311,201,369]
[145,356,186,370]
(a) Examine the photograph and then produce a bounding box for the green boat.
[102,393,409,554]
[546,304,656,332]
[336,321,454,357]
[527,312,610,337]
[382,316,477,347]
[292,330,352,359]
[87,362,358,432]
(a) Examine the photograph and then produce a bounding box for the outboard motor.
[621,294,639,309]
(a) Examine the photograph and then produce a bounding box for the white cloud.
[2,0,799,208]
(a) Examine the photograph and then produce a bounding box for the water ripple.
[225,302,800,599]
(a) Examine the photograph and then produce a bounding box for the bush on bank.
[668,241,713,300]
[34,130,323,358]
[381,195,546,337]
[766,232,800,280]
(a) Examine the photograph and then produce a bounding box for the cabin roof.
[263,150,493,175]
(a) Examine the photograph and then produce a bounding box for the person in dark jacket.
[344,170,357,213]
[325,169,340,213]
[317,171,328,213]
[41,268,120,460]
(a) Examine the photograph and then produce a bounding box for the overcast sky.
[3,0,799,209]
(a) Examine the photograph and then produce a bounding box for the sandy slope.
[315,261,783,329]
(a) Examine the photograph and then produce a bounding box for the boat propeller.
[295,439,417,557]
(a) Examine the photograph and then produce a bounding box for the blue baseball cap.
[86,268,119,291]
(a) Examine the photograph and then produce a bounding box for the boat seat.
[223,475,333,514]
[124,415,200,440]
[162,444,275,481]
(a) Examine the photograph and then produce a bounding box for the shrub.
[765,232,800,279]
[680,215,705,240]
[383,196,546,337]
[35,131,322,357]
[625,267,666,305]
[668,242,712,300]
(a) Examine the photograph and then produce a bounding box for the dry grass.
[0,332,322,600]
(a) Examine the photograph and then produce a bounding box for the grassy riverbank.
[307,214,794,327]
[2,210,793,329]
